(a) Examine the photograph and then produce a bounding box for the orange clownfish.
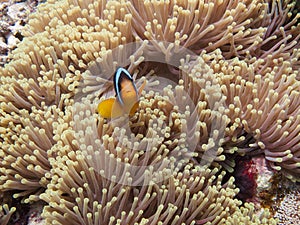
[97,67,145,118]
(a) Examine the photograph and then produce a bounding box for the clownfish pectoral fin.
[129,101,140,116]
[97,98,123,119]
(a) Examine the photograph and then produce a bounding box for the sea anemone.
[40,99,275,224]
[128,0,300,60]
[0,105,65,201]
[0,204,16,225]
[0,0,299,224]
[201,49,300,181]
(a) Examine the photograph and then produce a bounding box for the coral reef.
[275,189,300,225]
[0,0,299,224]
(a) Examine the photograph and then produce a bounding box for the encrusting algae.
[0,0,299,224]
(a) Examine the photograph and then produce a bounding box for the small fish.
[98,67,145,118]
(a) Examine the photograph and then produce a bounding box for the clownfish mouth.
[97,67,146,119]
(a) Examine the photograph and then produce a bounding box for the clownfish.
[97,67,145,118]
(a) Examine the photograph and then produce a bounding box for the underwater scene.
[0,0,299,224]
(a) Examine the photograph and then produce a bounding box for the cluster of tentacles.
[0,0,299,224]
